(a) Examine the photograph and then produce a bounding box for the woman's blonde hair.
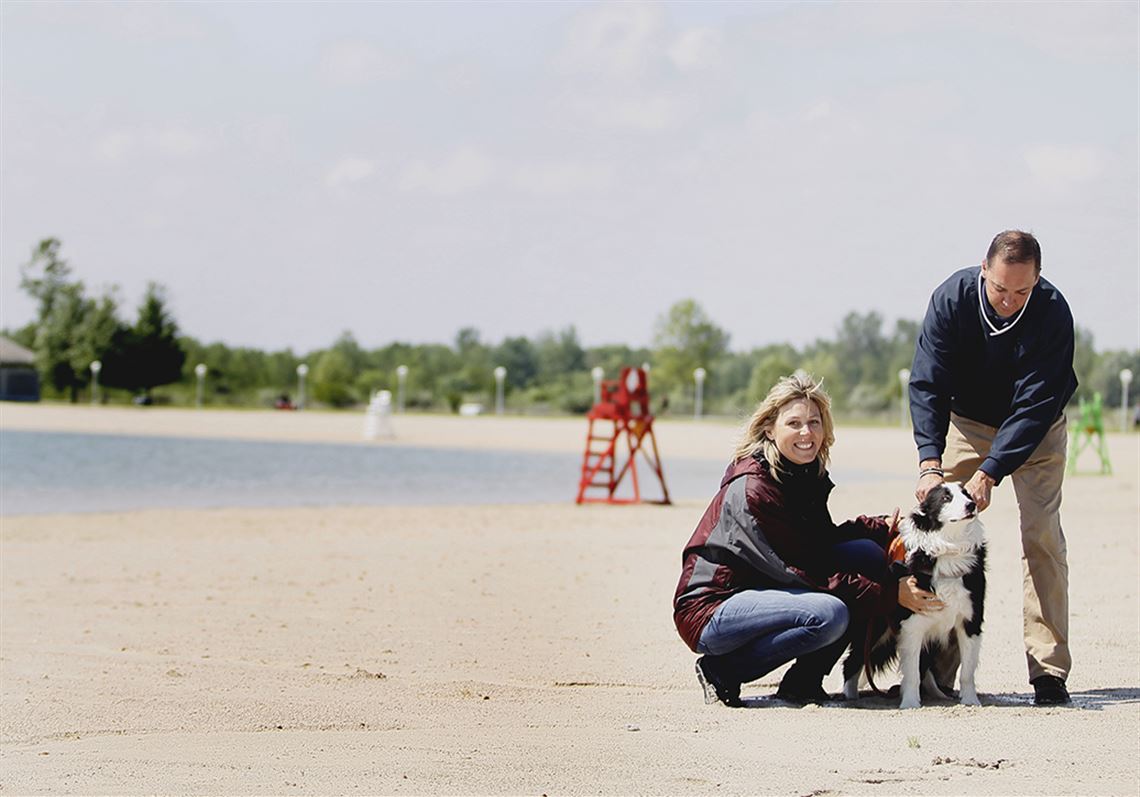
[732,372,835,478]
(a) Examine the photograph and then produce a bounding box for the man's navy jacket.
[909,265,1077,483]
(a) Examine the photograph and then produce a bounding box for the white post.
[90,360,102,405]
[693,367,707,420]
[364,390,395,439]
[898,368,911,427]
[396,365,408,413]
[195,363,207,408]
[296,363,309,410]
[1120,369,1133,432]
[591,366,604,405]
[494,366,506,415]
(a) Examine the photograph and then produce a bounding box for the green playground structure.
[1067,392,1112,475]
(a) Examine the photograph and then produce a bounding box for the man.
[909,229,1077,706]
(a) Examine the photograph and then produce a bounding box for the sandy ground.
[1,404,1138,795]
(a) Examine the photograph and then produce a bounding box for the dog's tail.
[867,522,907,698]
[862,623,888,697]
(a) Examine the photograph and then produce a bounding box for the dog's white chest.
[930,573,975,627]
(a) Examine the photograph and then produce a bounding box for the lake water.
[0,430,736,515]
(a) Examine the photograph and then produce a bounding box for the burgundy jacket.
[673,455,896,653]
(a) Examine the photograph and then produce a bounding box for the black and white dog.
[843,483,987,709]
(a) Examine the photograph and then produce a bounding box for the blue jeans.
[696,539,887,687]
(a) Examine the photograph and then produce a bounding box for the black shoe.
[775,670,833,705]
[695,657,742,707]
[1031,675,1071,705]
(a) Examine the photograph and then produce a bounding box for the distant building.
[0,336,40,401]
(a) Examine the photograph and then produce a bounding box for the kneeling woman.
[673,374,934,705]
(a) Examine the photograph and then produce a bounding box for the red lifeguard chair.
[576,366,670,505]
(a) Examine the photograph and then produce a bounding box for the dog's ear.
[909,506,939,532]
[910,487,946,532]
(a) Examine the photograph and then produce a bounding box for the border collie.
[843,483,986,709]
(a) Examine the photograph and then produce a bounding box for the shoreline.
[0,402,734,460]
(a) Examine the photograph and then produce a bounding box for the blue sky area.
[2,1,1137,353]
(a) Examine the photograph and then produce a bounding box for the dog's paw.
[959,691,981,706]
[899,695,922,709]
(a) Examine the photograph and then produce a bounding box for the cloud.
[237,116,293,158]
[325,157,378,188]
[510,162,614,196]
[398,147,494,196]
[321,40,406,85]
[1024,145,1105,190]
[93,125,213,162]
[804,100,832,122]
[553,6,713,132]
[557,2,664,79]
[668,27,722,72]
[994,2,1137,63]
[564,91,692,132]
[96,131,135,162]
[155,125,208,158]
[610,93,691,131]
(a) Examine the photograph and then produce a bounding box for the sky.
[2,1,1138,356]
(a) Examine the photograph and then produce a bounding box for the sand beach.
[1,404,1137,795]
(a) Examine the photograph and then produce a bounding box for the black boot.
[695,657,743,707]
[775,661,833,704]
[1031,674,1071,705]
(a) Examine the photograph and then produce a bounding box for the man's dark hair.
[986,230,1041,272]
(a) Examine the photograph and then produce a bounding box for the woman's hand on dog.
[898,576,944,613]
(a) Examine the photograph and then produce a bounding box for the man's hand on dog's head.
[915,472,945,502]
[915,459,946,502]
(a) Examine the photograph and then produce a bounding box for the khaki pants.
[939,412,1071,683]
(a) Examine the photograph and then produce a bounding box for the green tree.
[833,311,889,395]
[746,346,798,404]
[19,238,72,319]
[651,299,730,396]
[888,320,920,398]
[265,349,301,390]
[493,336,539,389]
[715,351,761,410]
[115,283,187,399]
[71,292,131,397]
[408,343,462,409]
[1085,349,1140,409]
[19,238,90,400]
[329,331,368,374]
[584,344,652,380]
[354,368,391,400]
[1072,326,1097,398]
[452,327,493,398]
[797,349,843,402]
[35,282,91,400]
[535,326,586,382]
[312,348,356,407]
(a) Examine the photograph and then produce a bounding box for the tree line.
[7,238,1138,419]
[14,240,184,402]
